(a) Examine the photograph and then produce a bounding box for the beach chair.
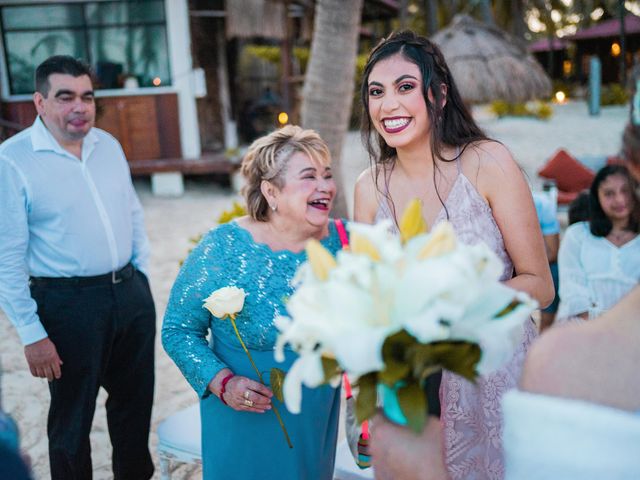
[156,404,201,480]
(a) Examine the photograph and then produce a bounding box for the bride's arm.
[476,141,555,307]
[354,168,380,223]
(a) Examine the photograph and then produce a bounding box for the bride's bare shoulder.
[522,317,640,410]
[354,166,388,223]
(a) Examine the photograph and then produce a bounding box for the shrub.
[600,84,629,106]
[489,100,553,120]
[245,45,310,71]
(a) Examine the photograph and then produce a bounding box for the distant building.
[568,14,640,84]
[529,14,640,85]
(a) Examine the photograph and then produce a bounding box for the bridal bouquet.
[272,200,537,432]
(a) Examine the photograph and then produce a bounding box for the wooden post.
[619,0,627,85]
[589,56,601,116]
[424,0,438,36]
[280,0,293,114]
[399,0,408,29]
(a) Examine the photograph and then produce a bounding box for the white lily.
[282,350,325,413]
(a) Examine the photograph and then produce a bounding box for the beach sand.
[0,102,627,479]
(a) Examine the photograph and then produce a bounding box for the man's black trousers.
[30,267,156,480]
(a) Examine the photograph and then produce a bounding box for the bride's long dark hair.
[360,30,490,221]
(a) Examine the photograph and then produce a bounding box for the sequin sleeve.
[161,227,226,398]
[162,220,345,398]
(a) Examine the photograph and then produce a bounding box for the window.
[1,0,171,94]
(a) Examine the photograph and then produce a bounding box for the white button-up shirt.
[0,117,150,345]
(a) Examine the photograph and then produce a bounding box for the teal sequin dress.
[162,220,344,480]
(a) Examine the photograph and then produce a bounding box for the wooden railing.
[0,117,25,141]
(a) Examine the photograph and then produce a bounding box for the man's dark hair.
[35,55,93,96]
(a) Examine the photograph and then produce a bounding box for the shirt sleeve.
[161,230,227,397]
[128,179,150,276]
[558,224,591,318]
[0,158,48,345]
[534,193,560,236]
[116,139,151,275]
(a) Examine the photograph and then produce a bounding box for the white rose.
[203,286,247,318]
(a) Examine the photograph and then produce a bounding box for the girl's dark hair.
[360,30,490,220]
[588,164,640,236]
[568,190,590,225]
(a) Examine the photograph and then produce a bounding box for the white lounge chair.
[156,404,201,480]
[156,404,374,479]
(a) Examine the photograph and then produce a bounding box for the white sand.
[0,102,628,479]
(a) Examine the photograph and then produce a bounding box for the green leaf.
[270,368,286,403]
[397,381,427,434]
[379,330,415,386]
[321,356,341,383]
[379,359,410,386]
[354,372,378,424]
[494,299,520,318]
[410,341,481,383]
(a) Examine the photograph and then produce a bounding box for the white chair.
[157,404,202,480]
[333,439,375,480]
[157,404,374,480]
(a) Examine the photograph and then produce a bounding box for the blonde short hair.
[241,125,331,221]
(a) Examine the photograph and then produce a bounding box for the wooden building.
[529,37,570,81]
[568,14,640,84]
[0,0,397,194]
[529,14,640,85]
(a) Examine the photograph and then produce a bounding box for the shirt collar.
[30,116,99,160]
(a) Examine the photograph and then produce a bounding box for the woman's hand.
[222,375,273,413]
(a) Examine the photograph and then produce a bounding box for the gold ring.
[244,399,253,407]
[244,390,251,400]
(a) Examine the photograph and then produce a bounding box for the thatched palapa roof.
[431,15,551,104]
[225,0,397,41]
[225,0,313,41]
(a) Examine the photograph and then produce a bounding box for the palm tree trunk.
[301,0,363,218]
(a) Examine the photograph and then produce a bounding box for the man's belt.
[30,262,135,287]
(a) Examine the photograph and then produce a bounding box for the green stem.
[230,315,293,449]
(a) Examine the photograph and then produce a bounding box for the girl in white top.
[557,164,640,321]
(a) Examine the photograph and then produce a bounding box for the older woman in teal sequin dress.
[162,126,344,480]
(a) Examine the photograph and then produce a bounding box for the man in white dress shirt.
[0,56,155,479]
